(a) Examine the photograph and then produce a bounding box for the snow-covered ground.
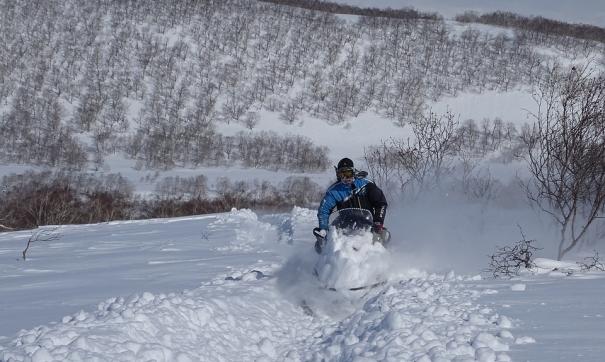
[1,208,604,361]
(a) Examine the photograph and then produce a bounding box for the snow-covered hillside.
[1,0,603,205]
[1,1,605,360]
[331,0,605,27]
[1,208,604,361]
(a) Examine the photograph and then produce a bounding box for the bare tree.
[523,66,605,260]
[363,110,461,194]
[242,111,260,130]
[22,227,61,260]
[280,100,302,125]
[391,110,460,192]
[363,143,399,192]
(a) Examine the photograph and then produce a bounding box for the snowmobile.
[313,208,390,250]
[312,208,391,291]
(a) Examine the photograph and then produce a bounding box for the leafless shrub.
[0,171,134,229]
[22,227,61,260]
[463,166,502,203]
[487,229,541,278]
[128,126,329,172]
[457,118,520,158]
[523,65,605,260]
[278,176,323,206]
[456,11,605,45]
[242,111,260,130]
[236,131,329,172]
[385,110,461,193]
[83,190,132,224]
[154,175,208,200]
[457,119,481,156]
[280,100,302,125]
[260,0,440,20]
[0,87,87,169]
[577,250,605,271]
[222,91,253,123]
[363,143,399,192]
[142,176,322,218]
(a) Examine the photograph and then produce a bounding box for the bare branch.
[486,231,541,279]
[22,227,61,260]
[577,250,605,272]
[0,223,14,231]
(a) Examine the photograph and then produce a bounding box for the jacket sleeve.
[317,191,337,230]
[366,182,388,224]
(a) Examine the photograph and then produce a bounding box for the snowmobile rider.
[314,158,388,253]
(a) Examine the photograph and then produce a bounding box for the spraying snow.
[314,228,390,290]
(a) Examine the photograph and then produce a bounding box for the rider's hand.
[314,227,327,238]
[313,227,327,254]
[372,222,384,232]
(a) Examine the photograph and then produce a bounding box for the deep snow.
[1,208,604,361]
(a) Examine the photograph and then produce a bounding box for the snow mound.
[1,273,518,362]
[207,208,278,252]
[275,206,317,245]
[288,206,317,243]
[0,281,320,362]
[291,275,515,361]
[524,257,602,277]
[532,258,580,272]
[510,283,526,291]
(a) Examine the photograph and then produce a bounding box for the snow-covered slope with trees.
[1,1,605,360]
[331,0,605,27]
[1,0,601,172]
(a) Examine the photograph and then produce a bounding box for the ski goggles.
[337,168,355,178]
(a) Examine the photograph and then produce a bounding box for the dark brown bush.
[0,172,323,230]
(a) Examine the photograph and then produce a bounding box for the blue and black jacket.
[317,177,388,230]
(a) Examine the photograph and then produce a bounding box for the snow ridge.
[1,274,516,362]
[1,279,320,362]
[296,274,515,362]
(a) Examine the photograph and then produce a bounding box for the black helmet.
[335,157,355,181]
[337,158,354,170]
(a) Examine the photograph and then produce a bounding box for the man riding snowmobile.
[314,158,388,253]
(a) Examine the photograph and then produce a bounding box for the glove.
[313,227,327,239]
[372,223,391,246]
[372,222,384,233]
[313,227,327,254]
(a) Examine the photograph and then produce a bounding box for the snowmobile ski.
[348,280,387,291]
[327,280,387,292]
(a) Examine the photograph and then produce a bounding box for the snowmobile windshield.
[328,208,373,232]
